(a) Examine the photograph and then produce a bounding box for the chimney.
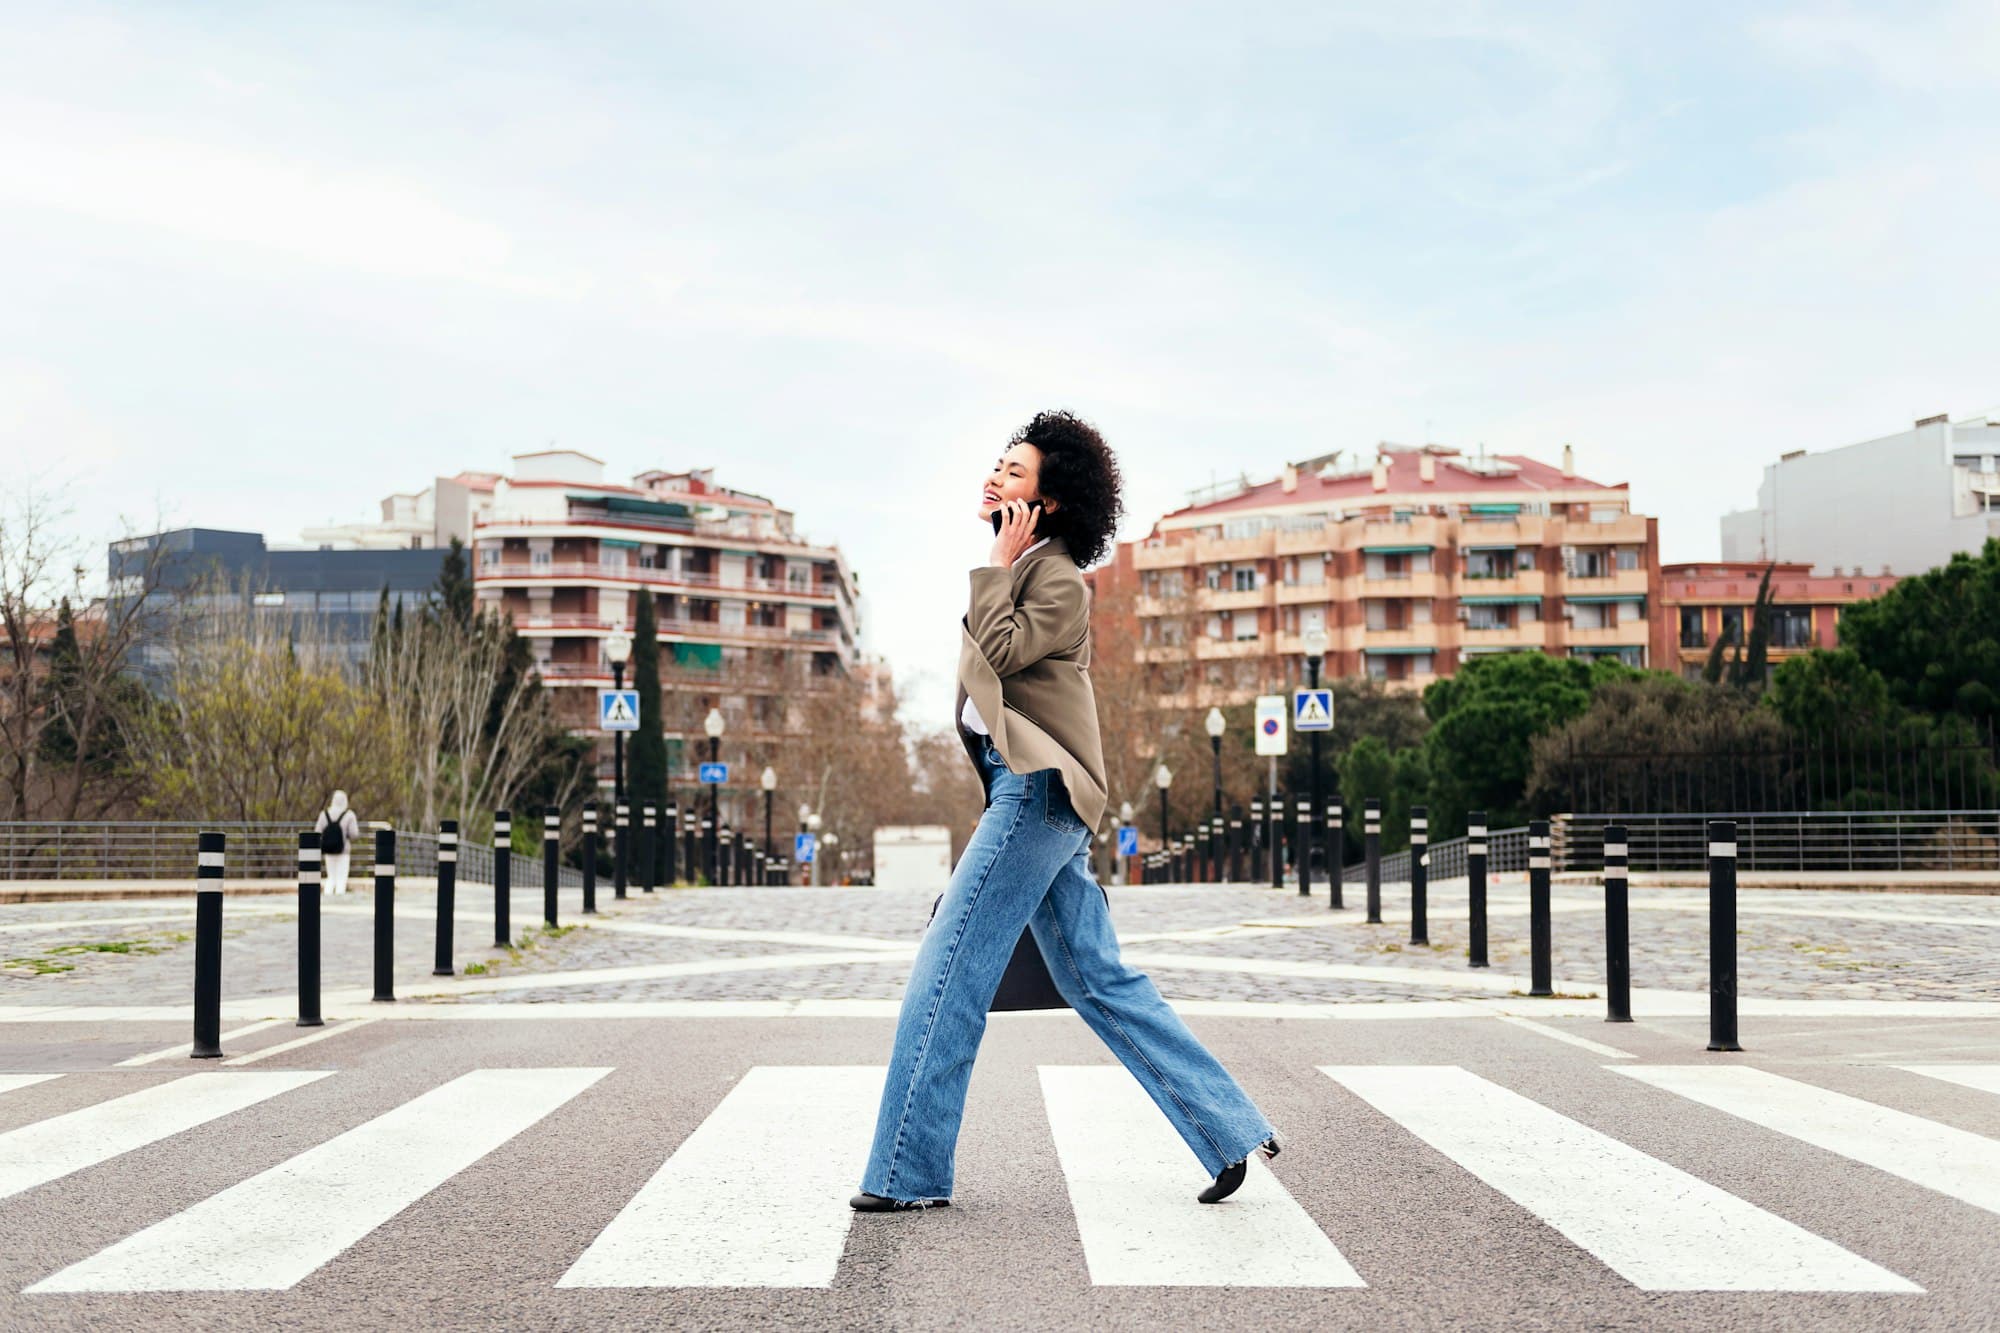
[1418,453,1435,484]
[1282,463,1298,494]
[1371,458,1389,492]
[1561,444,1575,478]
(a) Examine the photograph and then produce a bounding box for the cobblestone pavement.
[2,874,1997,1007]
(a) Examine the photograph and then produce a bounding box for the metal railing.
[0,822,581,888]
[1553,811,2000,873]
[1351,825,1531,883]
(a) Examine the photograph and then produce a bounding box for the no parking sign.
[1254,695,1288,757]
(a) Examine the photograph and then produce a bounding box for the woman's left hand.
[988,498,1041,568]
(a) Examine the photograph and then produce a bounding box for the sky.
[3,1,1996,727]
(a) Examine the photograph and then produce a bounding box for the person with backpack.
[314,791,361,894]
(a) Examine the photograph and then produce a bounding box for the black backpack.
[320,810,346,855]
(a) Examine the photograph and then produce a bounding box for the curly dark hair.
[1013,409,1124,568]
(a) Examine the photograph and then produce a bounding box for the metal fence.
[0,822,581,889]
[1351,826,1533,883]
[1553,810,2000,873]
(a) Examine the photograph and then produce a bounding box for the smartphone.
[991,499,1043,535]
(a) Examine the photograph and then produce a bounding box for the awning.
[1361,645,1436,656]
[1469,503,1521,514]
[1361,544,1433,555]
[1460,594,1542,605]
[1461,543,1520,553]
[1460,644,1537,655]
[600,538,639,550]
[1565,594,1646,605]
[1571,644,1644,654]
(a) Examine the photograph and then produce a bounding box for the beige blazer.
[954,535,1109,834]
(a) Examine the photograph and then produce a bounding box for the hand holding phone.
[987,498,1043,568]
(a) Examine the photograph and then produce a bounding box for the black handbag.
[926,885,1108,1011]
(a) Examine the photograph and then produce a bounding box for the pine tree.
[629,589,667,818]
[1701,631,1729,686]
[39,598,81,763]
[435,537,475,629]
[1741,564,1774,688]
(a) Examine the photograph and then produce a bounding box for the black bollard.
[1364,798,1383,924]
[1228,814,1243,884]
[641,804,657,894]
[1409,805,1429,945]
[721,826,736,886]
[614,802,629,900]
[543,806,560,928]
[663,802,679,886]
[193,830,225,1057]
[493,810,512,948]
[582,803,599,916]
[373,828,396,1003]
[1210,816,1225,883]
[1467,811,1489,969]
[297,831,323,1026]
[1707,819,1740,1051]
[1327,797,1345,910]
[1250,797,1264,885]
[1267,795,1282,888]
[432,819,457,977]
[1605,822,1631,1023]
[1295,796,1312,897]
[1528,819,1553,997]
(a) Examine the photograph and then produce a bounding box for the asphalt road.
[1,1009,1996,1331]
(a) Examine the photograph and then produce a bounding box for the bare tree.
[0,483,172,822]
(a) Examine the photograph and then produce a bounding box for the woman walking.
[314,791,360,895]
[852,410,1278,1213]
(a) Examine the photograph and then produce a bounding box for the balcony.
[1454,570,1546,599]
[482,562,840,602]
[1133,541,1193,571]
[1354,516,1445,551]
[1558,567,1649,597]
[1349,624,1446,653]
[1352,571,1442,600]
[1563,620,1649,649]
[1194,637,1268,660]
[1275,525,1333,555]
[1555,513,1649,545]
[1196,585,1273,612]
[1454,515,1545,547]
[512,613,841,648]
[1459,620,1550,651]
[1192,531,1277,564]
[1274,580,1332,605]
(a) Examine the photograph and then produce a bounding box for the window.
[1590,506,1624,523]
[1616,548,1639,572]
[1233,568,1257,592]
[1679,607,1705,648]
[1719,607,1744,643]
[1205,567,1223,590]
[1771,606,1813,649]
[1518,549,1535,571]
[1466,605,1509,630]
[1205,613,1223,639]
[1233,615,1259,641]
[1464,551,1516,579]
[1566,547,1609,578]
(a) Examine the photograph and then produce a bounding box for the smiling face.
[977,441,1054,523]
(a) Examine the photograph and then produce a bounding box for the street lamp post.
[703,707,724,884]
[605,632,633,899]
[760,766,777,886]
[1301,628,1328,899]
[1117,800,1134,885]
[1204,707,1225,883]
[1155,763,1173,882]
[823,831,839,884]
[806,812,823,887]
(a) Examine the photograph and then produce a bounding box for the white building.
[1720,412,2000,575]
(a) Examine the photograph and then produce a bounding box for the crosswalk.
[1,1059,1995,1297]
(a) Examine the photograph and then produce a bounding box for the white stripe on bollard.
[197,852,224,869]
[1708,842,1737,858]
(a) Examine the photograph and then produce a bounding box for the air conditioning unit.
[1456,606,1471,621]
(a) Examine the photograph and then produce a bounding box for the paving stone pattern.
[1,878,1996,1006]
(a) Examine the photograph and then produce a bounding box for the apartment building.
[1720,411,2000,576]
[1115,443,1659,701]
[467,451,864,779]
[1654,561,1899,681]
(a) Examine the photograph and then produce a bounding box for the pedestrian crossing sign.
[1293,688,1333,732]
[794,832,817,863]
[1117,826,1139,857]
[598,690,640,732]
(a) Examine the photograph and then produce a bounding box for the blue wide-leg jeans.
[860,733,1276,1201]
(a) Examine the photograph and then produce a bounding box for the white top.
[314,807,360,849]
[960,537,1051,736]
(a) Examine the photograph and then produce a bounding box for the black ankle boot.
[849,1191,950,1213]
[1197,1137,1280,1204]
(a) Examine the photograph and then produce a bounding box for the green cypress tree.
[39,598,81,763]
[629,589,666,817]
[1740,564,1775,688]
[435,537,475,629]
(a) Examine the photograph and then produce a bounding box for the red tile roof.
[1164,447,1623,521]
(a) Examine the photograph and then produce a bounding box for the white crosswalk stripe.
[29,1068,609,1292]
[1324,1066,1919,1292]
[559,1066,884,1289]
[9,1059,1986,1296]
[1042,1065,1363,1287]
[1618,1065,2000,1220]
[0,1072,328,1201]
[1900,1064,2000,1099]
